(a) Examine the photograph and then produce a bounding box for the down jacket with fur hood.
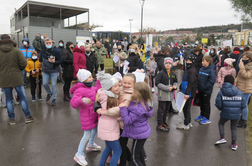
[235,61,252,94]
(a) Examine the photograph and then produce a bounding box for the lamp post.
[129,19,133,43]
[139,0,145,44]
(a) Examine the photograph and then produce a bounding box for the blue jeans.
[242,93,251,120]
[22,70,27,86]
[99,140,122,166]
[3,86,31,119]
[77,126,97,156]
[43,72,58,100]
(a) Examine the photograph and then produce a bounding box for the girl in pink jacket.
[93,73,122,166]
[70,69,102,166]
[218,58,236,88]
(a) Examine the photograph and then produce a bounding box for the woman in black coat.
[193,45,204,73]
[209,48,219,65]
[126,44,143,73]
[85,45,95,74]
[62,41,74,101]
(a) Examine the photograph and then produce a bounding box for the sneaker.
[51,99,56,106]
[231,144,238,151]
[46,94,52,102]
[176,123,190,130]
[32,96,36,102]
[38,96,43,101]
[162,123,169,129]
[156,125,170,132]
[144,156,148,161]
[86,143,101,151]
[200,117,211,125]
[25,115,36,124]
[8,118,15,125]
[189,123,193,128]
[195,115,204,122]
[74,153,88,166]
[215,138,227,145]
[0,101,6,108]
[12,99,20,105]
[151,88,155,93]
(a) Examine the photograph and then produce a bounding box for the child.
[215,75,246,150]
[25,51,42,102]
[155,57,177,132]
[113,72,123,88]
[70,69,102,166]
[146,53,157,93]
[94,73,122,166]
[217,58,236,88]
[177,55,198,130]
[195,55,216,124]
[119,82,154,166]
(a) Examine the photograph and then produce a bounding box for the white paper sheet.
[113,55,119,63]
[132,72,145,83]
[123,60,129,75]
[175,92,186,113]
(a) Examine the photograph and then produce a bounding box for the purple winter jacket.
[120,101,154,139]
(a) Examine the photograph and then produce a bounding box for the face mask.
[186,63,192,69]
[224,63,228,67]
[70,47,74,50]
[86,51,90,54]
[130,49,135,53]
[240,48,244,50]
[23,41,28,45]
[84,81,93,88]
[150,57,154,59]
[80,47,85,50]
[242,60,249,65]
[118,49,121,52]
[210,51,214,54]
[59,43,63,47]
[46,45,52,49]
[32,56,37,60]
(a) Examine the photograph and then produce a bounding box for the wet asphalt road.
[0,70,248,166]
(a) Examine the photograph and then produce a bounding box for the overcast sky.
[0,0,242,34]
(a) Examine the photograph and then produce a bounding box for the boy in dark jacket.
[195,55,216,125]
[215,75,246,151]
[155,57,177,132]
[177,55,197,130]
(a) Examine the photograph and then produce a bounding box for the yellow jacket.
[140,44,146,62]
[25,58,42,78]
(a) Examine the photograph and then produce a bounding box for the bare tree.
[140,27,157,45]
[78,24,103,41]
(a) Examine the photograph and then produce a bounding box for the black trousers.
[183,97,193,125]
[131,139,147,166]
[157,101,171,125]
[63,77,73,95]
[199,92,211,119]
[30,75,42,97]
[149,76,155,88]
[115,67,124,77]
[218,117,238,144]
[95,64,104,74]
[119,129,131,166]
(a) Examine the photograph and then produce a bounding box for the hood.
[35,36,41,41]
[73,45,85,53]
[0,39,16,52]
[22,38,30,44]
[221,82,238,97]
[186,47,191,51]
[131,101,154,118]
[245,61,252,70]
[70,82,86,94]
[154,53,167,61]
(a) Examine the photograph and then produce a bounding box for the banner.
[223,39,232,47]
[201,38,208,43]
[76,36,91,43]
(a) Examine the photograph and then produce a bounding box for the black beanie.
[224,75,234,85]
[187,54,196,64]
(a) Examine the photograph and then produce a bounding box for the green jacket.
[32,36,44,53]
[0,39,27,88]
[94,45,107,64]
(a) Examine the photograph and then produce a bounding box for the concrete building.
[233,30,252,46]
[10,0,90,47]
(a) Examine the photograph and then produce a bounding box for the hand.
[172,85,177,89]
[239,61,244,67]
[119,102,126,107]
[169,87,173,91]
[97,108,102,114]
[81,97,92,104]
[95,94,100,102]
[32,71,36,75]
[148,68,151,71]
[36,69,40,72]
[127,66,129,71]
[184,95,190,100]
[121,62,125,66]
[173,61,179,66]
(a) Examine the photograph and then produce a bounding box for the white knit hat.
[113,72,123,81]
[99,73,118,97]
[224,58,236,66]
[77,42,85,48]
[77,69,91,82]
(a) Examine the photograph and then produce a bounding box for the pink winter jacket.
[97,89,120,141]
[70,80,101,131]
[217,67,236,88]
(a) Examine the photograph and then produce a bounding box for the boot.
[67,93,72,100]
[237,119,247,128]
[63,94,70,101]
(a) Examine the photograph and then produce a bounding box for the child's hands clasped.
[81,97,92,104]
[169,87,173,91]
[119,102,126,107]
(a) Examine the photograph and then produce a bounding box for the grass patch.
[248,98,252,150]
[104,57,113,68]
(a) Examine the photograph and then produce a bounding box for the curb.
[245,126,252,166]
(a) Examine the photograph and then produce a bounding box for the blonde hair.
[130,44,142,59]
[124,73,136,83]
[147,54,154,66]
[133,82,152,111]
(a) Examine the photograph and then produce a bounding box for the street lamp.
[129,19,133,43]
[139,0,145,44]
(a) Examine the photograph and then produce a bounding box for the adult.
[209,48,219,65]
[43,34,48,40]
[121,37,128,53]
[126,44,143,73]
[229,47,241,68]
[113,45,127,76]
[240,45,244,54]
[62,42,74,101]
[104,39,111,58]
[32,33,44,54]
[85,45,95,74]
[94,41,107,74]
[140,44,146,64]
[171,43,180,71]
[19,38,35,87]
[220,46,231,67]
[236,51,252,128]
[0,34,35,125]
[193,45,204,73]
[73,42,86,79]
[57,40,65,84]
[184,45,193,60]
[235,46,250,74]
[39,38,62,106]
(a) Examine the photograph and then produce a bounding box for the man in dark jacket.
[40,38,62,106]
[0,34,35,125]
[57,40,65,84]
[32,33,44,54]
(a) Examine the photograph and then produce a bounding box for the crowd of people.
[0,32,251,166]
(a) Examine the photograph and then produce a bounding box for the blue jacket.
[198,64,216,94]
[215,82,246,120]
[19,38,35,59]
